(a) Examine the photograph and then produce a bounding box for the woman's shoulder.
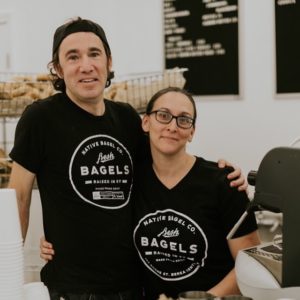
[195,156,233,182]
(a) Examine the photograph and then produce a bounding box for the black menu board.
[164,0,239,95]
[275,0,300,94]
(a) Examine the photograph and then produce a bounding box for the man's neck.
[66,92,105,116]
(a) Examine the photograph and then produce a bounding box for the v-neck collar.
[150,156,198,191]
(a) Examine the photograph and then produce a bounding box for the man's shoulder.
[26,92,62,109]
[104,99,140,120]
[105,99,136,111]
[18,93,63,124]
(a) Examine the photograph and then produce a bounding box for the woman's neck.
[151,150,196,189]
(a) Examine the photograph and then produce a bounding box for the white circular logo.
[134,209,208,281]
[69,135,133,209]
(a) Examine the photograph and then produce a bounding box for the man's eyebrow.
[64,47,102,56]
[65,49,78,56]
[88,47,102,52]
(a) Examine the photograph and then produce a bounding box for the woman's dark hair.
[146,86,197,126]
[47,17,114,92]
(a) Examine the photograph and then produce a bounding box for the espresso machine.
[234,147,300,299]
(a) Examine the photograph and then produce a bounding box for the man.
[9,17,246,300]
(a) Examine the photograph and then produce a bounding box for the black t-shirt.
[133,157,258,300]
[10,93,147,293]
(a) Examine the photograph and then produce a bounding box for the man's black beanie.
[52,17,111,57]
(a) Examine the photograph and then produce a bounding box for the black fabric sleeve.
[9,102,46,173]
[120,103,151,166]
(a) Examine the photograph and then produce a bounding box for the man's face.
[56,31,112,105]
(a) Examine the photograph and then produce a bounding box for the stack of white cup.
[23,282,50,300]
[0,188,24,300]
[0,188,51,300]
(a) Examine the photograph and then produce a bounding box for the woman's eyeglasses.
[149,110,194,129]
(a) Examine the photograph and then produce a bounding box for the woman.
[40,87,259,299]
[133,87,260,299]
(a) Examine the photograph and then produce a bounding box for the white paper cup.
[178,291,215,300]
[23,282,50,300]
[215,296,253,300]
[0,290,23,300]
[0,188,22,243]
[0,240,22,247]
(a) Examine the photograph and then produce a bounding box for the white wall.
[1,0,163,74]
[189,0,300,185]
[1,0,300,181]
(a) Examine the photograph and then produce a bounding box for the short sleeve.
[9,102,46,173]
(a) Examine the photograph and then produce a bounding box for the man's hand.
[40,236,55,261]
[218,159,248,192]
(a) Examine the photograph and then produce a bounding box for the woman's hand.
[217,159,247,192]
[40,236,55,261]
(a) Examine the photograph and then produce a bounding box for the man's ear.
[141,114,150,133]
[55,64,63,79]
[108,56,113,72]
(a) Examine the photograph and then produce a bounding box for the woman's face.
[142,91,195,156]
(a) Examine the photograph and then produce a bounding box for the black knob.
[247,170,257,186]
